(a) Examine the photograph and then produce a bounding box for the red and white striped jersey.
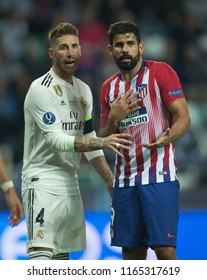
[100,60,185,187]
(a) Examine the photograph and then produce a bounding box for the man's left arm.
[89,156,114,196]
[166,98,191,142]
[143,98,191,149]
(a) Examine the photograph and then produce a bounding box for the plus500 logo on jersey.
[43,112,56,125]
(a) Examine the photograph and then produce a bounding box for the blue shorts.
[110,180,180,248]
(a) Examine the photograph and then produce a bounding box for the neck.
[52,66,73,84]
[120,58,143,83]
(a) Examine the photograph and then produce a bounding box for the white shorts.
[22,188,86,255]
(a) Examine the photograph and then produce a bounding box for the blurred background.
[0,0,207,259]
[1,0,207,211]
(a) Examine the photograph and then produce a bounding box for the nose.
[122,50,128,55]
[122,44,130,54]
[67,46,74,56]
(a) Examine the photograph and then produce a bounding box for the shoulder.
[73,76,92,100]
[29,72,53,92]
[101,73,119,90]
[25,72,54,104]
[146,60,177,74]
[73,76,91,91]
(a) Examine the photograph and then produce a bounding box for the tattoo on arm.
[74,136,104,152]
[90,156,113,184]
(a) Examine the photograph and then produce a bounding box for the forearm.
[90,156,113,183]
[0,170,10,185]
[169,104,191,142]
[74,136,104,152]
[90,156,114,195]
[167,98,191,143]
[143,113,191,149]
[0,164,14,193]
[0,154,10,184]
[99,117,119,137]
[168,115,191,143]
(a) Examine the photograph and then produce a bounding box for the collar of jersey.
[50,68,74,88]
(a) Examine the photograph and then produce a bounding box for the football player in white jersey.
[21,22,132,260]
[0,150,23,226]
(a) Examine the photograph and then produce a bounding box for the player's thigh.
[111,187,146,247]
[139,180,180,247]
[23,189,86,252]
[52,193,86,254]
[23,189,60,249]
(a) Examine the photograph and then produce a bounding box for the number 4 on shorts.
[35,208,45,226]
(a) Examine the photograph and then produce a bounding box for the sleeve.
[155,62,185,106]
[83,131,104,161]
[26,85,75,152]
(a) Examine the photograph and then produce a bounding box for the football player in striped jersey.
[99,21,191,260]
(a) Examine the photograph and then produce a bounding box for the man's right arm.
[99,118,119,137]
[99,89,141,137]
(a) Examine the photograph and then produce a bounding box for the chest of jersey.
[53,84,86,134]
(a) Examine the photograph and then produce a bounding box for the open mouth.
[120,56,131,62]
[65,61,75,68]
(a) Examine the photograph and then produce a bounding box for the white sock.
[28,250,53,260]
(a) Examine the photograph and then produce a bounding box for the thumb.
[165,128,171,135]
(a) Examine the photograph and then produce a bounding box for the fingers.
[143,143,157,149]
[143,142,164,149]
[114,143,120,149]
[112,133,132,146]
[115,90,141,111]
[114,92,121,103]
[109,133,132,156]
[143,128,172,149]
[111,142,130,157]
[111,146,125,158]
[8,206,23,226]
[8,214,19,226]
[121,89,134,101]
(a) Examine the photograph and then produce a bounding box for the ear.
[107,44,113,57]
[48,48,54,59]
[139,42,144,55]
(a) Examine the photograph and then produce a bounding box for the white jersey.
[22,69,103,195]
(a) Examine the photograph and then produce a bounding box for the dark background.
[0,0,207,210]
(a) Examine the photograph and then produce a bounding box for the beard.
[114,53,140,71]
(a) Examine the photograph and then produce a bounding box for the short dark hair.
[48,22,79,47]
[108,21,141,45]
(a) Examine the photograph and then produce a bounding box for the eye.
[128,41,135,46]
[59,44,68,50]
[115,42,124,48]
[72,43,79,49]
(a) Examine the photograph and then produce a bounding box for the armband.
[1,180,14,192]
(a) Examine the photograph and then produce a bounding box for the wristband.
[1,180,14,192]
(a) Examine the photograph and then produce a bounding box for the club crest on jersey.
[136,84,147,99]
[43,112,56,125]
[53,85,63,96]
[168,89,183,97]
[36,229,44,239]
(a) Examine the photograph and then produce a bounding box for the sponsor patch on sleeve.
[43,112,56,125]
[168,89,183,97]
